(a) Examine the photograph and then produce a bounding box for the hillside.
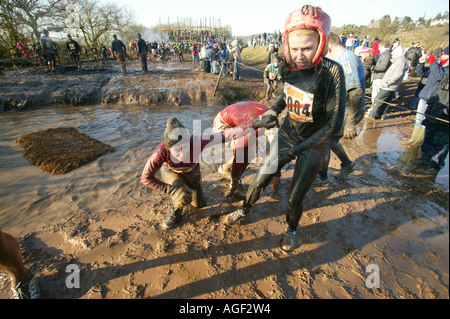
[333,22,449,53]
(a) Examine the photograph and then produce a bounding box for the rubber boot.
[402,125,425,148]
[163,208,182,229]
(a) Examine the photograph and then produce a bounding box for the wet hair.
[164,118,186,149]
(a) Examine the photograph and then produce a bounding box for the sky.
[109,0,449,36]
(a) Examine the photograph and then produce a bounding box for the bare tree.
[8,0,68,43]
[66,0,135,48]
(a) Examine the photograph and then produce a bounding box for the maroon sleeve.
[140,143,171,193]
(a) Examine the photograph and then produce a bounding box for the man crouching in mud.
[141,118,255,230]
[224,5,346,252]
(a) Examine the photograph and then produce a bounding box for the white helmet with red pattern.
[283,5,332,71]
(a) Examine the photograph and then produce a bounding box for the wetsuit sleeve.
[270,64,288,115]
[271,93,287,115]
[140,144,172,193]
[294,62,346,154]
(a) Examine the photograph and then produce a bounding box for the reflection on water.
[0,106,448,236]
[356,120,449,189]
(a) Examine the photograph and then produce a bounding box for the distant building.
[430,18,450,26]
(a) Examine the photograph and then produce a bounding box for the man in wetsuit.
[66,34,82,71]
[40,30,58,72]
[224,5,346,252]
[213,101,281,198]
[141,118,254,229]
[111,34,127,75]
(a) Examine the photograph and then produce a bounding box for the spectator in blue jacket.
[403,46,449,148]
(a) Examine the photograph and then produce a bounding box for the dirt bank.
[0,58,263,112]
[0,54,448,300]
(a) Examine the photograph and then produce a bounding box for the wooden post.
[212,63,225,97]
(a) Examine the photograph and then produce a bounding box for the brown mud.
[0,54,448,299]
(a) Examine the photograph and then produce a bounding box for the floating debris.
[15,127,115,174]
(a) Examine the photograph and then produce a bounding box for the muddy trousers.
[370,89,395,119]
[139,52,148,72]
[242,131,330,230]
[265,80,278,99]
[160,166,205,210]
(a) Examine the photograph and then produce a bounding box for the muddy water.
[0,104,221,237]
[0,106,448,237]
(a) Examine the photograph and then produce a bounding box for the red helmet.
[283,5,332,71]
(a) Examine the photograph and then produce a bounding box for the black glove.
[253,115,279,129]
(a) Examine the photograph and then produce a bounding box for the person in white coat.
[368,48,408,119]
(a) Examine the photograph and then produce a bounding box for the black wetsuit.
[242,58,346,230]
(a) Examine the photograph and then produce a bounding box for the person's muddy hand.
[271,175,281,192]
[344,123,357,139]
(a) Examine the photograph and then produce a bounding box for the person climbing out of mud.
[141,118,255,230]
[111,34,128,75]
[224,5,346,252]
[0,230,40,299]
[212,101,282,199]
[66,34,82,71]
[263,55,282,100]
[40,30,58,72]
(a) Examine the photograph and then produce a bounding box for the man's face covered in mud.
[286,29,320,70]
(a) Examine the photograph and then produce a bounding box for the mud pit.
[0,55,448,300]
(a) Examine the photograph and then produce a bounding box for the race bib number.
[69,43,76,51]
[284,82,314,122]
